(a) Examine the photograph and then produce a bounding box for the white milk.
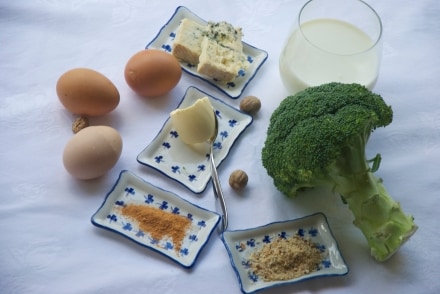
[279,18,381,94]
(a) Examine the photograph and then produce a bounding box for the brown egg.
[56,68,120,116]
[124,49,182,97]
[63,126,123,180]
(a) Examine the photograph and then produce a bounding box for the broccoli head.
[262,82,417,262]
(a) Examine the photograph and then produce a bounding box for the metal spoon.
[209,111,228,232]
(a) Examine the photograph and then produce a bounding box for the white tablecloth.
[1,0,439,293]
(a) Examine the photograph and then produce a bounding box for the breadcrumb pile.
[249,235,323,281]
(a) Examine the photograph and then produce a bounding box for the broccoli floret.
[262,82,417,262]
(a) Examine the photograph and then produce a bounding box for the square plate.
[137,86,253,193]
[146,6,268,99]
[221,213,348,293]
[91,170,221,268]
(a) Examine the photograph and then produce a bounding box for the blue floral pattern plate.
[91,170,221,268]
[221,213,348,293]
[146,6,268,99]
[137,86,253,193]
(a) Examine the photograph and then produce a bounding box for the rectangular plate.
[137,86,253,193]
[146,6,268,99]
[221,213,348,293]
[91,170,221,268]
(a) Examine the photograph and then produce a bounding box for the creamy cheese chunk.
[205,21,243,52]
[171,18,249,82]
[170,97,215,145]
[172,18,206,65]
[197,37,244,82]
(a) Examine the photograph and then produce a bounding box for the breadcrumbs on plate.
[119,204,192,252]
[249,235,323,282]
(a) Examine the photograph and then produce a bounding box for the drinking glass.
[279,0,383,94]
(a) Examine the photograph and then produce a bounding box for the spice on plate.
[119,204,192,252]
[248,235,323,282]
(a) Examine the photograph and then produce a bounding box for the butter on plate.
[170,96,216,145]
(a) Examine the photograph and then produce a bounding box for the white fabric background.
[1,0,439,293]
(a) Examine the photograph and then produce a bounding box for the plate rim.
[220,212,349,293]
[145,5,269,99]
[136,86,253,193]
[90,170,221,268]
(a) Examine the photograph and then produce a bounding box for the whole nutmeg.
[229,169,248,190]
[239,96,261,115]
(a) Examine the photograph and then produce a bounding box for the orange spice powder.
[119,204,192,252]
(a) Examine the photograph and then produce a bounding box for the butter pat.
[170,97,215,145]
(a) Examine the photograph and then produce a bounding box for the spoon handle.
[210,144,228,232]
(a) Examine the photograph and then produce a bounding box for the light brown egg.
[124,49,182,97]
[63,126,123,180]
[56,68,120,116]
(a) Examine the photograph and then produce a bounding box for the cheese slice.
[197,37,244,82]
[205,21,243,52]
[172,18,206,65]
[172,18,248,82]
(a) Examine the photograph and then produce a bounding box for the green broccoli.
[262,82,417,262]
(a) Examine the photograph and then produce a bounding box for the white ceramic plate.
[146,6,268,99]
[91,170,221,268]
[137,86,253,193]
[221,213,348,293]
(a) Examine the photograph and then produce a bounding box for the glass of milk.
[279,0,382,94]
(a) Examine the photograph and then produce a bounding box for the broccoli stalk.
[262,82,417,262]
[327,132,417,261]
